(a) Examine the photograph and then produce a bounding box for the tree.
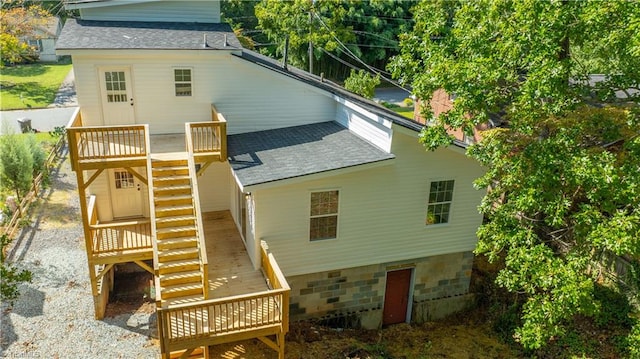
[344,69,380,99]
[390,0,640,351]
[0,0,51,65]
[255,0,415,79]
[0,132,34,204]
[0,234,32,304]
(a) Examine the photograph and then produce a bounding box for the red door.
[383,269,412,326]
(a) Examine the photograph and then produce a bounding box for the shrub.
[344,69,380,99]
[0,132,34,202]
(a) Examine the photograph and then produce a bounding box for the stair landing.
[202,211,269,298]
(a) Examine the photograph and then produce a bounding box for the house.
[56,1,485,358]
[24,16,62,62]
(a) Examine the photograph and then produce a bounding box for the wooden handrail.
[185,123,209,300]
[260,241,290,333]
[89,218,151,229]
[67,125,147,162]
[157,289,287,344]
[140,126,161,306]
[189,121,226,155]
[66,108,82,171]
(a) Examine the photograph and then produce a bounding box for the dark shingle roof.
[228,122,395,188]
[56,19,241,50]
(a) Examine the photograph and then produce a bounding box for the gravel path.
[0,146,159,358]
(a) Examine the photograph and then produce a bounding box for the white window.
[310,190,339,241]
[104,71,127,103]
[114,170,135,189]
[27,39,42,52]
[174,68,192,96]
[426,180,454,225]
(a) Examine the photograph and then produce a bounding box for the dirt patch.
[37,190,79,229]
[207,311,520,359]
[105,271,155,318]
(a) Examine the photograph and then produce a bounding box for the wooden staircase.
[152,156,206,303]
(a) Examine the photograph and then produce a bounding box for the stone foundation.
[287,251,474,328]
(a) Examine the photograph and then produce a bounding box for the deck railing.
[187,104,227,159]
[85,195,153,256]
[185,124,210,300]
[66,109,148,170]
[156,241,290,356]
[90,220,152,255]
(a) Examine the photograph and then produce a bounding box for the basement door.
[109,169,143,219]
[383,268,412,326]
[99,68,135,125]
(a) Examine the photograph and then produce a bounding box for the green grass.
[383,103,414,120]
[0,63,73,110]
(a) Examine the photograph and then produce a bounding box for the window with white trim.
[114,170,135,189]
[426,180,454,225]
[174,68,192,96]
[310,190,339,241]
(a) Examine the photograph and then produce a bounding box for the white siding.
[197,162,230,212]
[69,51,336,134]
[80,1,220,23]
[334,97,393,152]
[254,130,485,276]
[39,38,58,62]
[86,170,113,222]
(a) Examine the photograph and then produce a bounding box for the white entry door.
[110,169,143,219]
[100,68,135,125]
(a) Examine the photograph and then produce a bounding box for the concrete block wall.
[287,251,474,327]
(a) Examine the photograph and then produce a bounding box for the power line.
[313,11,409,92]
[319,48,361,71]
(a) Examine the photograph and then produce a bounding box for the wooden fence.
[2,134,66,239]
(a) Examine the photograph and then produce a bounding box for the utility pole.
[308,8,313,74]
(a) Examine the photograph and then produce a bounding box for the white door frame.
[109,168,144,219]
[98,66,136,126]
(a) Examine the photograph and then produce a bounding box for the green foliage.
[0,33,38,67]
[0,1,51,66]
[0,132,34,202]
[344,69,380,99]
[628,322,640,358]
[50,126,66,139]
[255,0,416,79]
[0,234,32,304]
[593,285,634,328]
[391,0,640,351]
[26,134,47,175]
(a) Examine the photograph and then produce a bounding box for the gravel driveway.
[0,146,159,358]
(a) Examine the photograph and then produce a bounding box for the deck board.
[202,211,270,298]
[92,220,153,261]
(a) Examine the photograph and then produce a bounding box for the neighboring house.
[24,16,62,62]
[56,1,484,358]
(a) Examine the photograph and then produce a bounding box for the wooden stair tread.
[164,294,205,305]
[158,259,200,269]
[157,237,198,248]
[155,193,192,199]
[156,225,196,233]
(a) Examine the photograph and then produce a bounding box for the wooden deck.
[203,211,269,298]
[92,219,153,259]
[157,211,288,358]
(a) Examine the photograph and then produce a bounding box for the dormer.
[64,0,221,23]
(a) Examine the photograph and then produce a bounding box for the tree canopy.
[0,0,52,65]
[254,0,415,79]
[390,0,640,351]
